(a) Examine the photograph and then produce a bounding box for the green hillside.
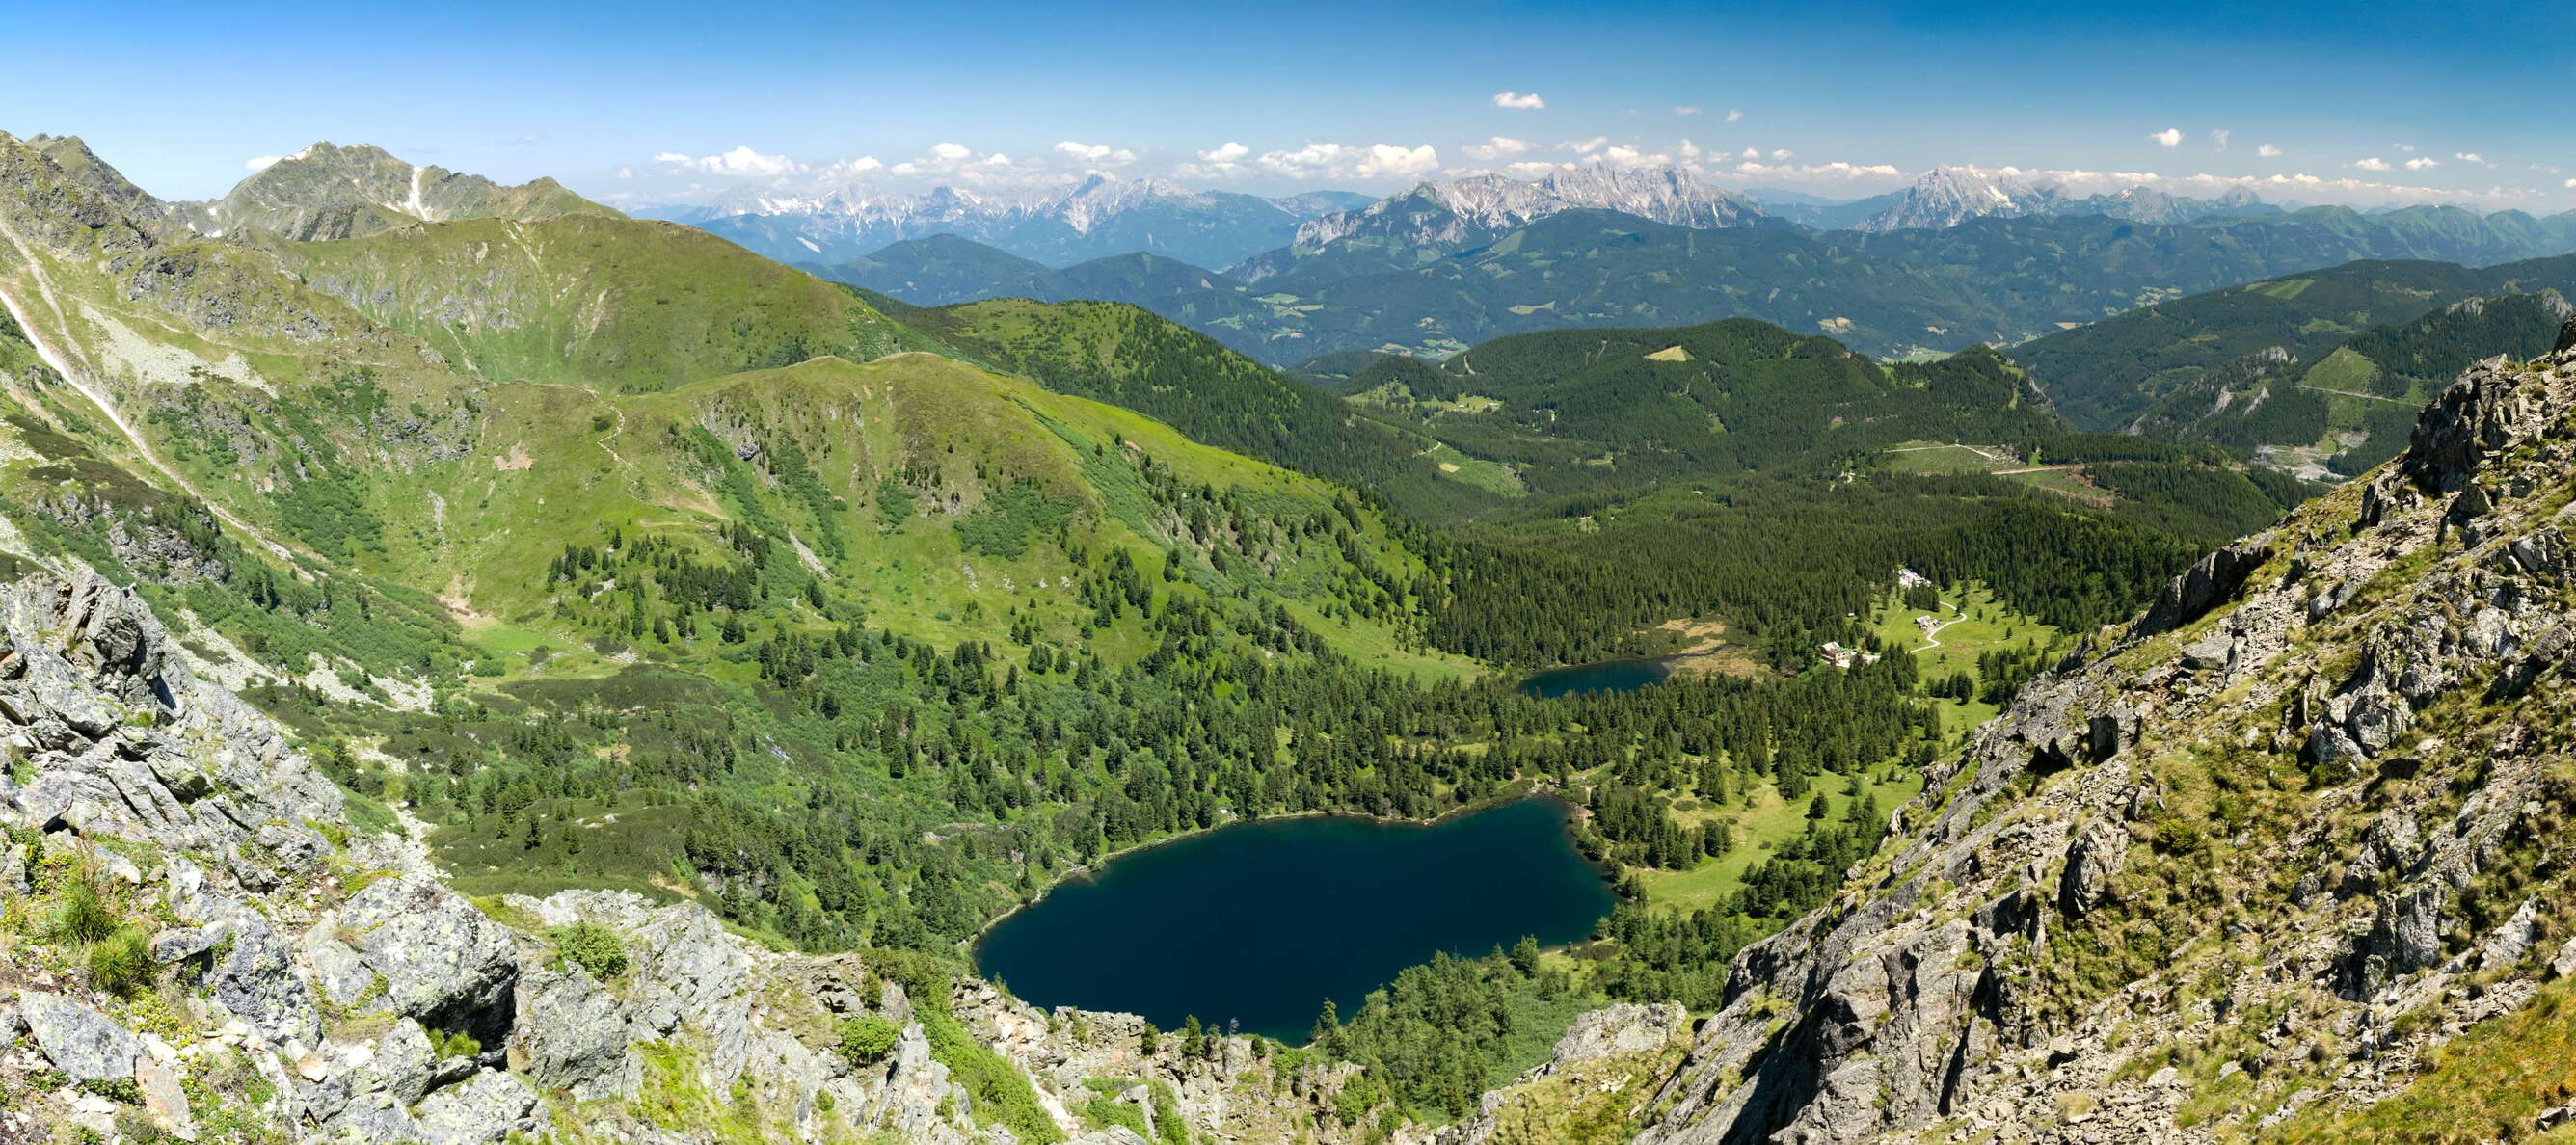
[274,213,935,391]
[1341,319,2058,497]
[2010,254,2576,430]
[893,296,1505,519]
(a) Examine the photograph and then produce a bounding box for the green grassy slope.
[273,214,936,392]
[893,297,1506,519]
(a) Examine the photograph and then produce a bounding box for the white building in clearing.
[1820,641,1883,670]
[1895,567,1935,591]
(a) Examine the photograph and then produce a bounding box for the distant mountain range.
[641,173,1371,270]
[94,141,2576,402]
[657,162,2379,282]
[1230,165,1771,283]
[1834,166,2283,231]
[820,202,2576,366]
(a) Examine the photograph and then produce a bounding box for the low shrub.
[836,1014,899,1066]
[549,922,630,979]
[87,927,153,998]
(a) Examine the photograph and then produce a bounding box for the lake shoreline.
[973,792,1618,1041]
[964,788,1607,975]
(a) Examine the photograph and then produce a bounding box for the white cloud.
[2210,129,2230,152]
[1360,143,1441,178]
[2394,142,2417,152]
[2149,127,2183,148]
[1507,161,1562,177]
[1462,136,1537,160]
[1053,141,1137,166]
[1725,109,1743,122]
[1770,148,1793,160]
[1563,136,1609,154]
[2258,143,2283,158]
[2566,178,2576,189]
[1254,142,1440,180]
[2404,155,2440,170]
[655,145,803,177]
[2017,165,2537,209]
[2352,156,2391,172]
[1600,145,1671,167]
[1673,105,1701,117]
[243,155,282,172]
[1491,90,1546,110]
[1172,141,1253,181]
[2455,151,2492,167]
[1739,146,1760,160]
[1730,160,1906,182]
[818,155,884,177]
[879,143,1055,185]
[1676,139,1702,162]
[1701,160,2520,210]
[1256,142,1347,175]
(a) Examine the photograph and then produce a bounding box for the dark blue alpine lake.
[1518,657,1674,699]
[975,797,1614,1042]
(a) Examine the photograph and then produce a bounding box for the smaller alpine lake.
[975,797,1614,1042]
[1518,657,1675,699]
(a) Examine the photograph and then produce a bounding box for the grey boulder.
[333,874,519,1025]
[19,990,143,1083]
[413,1069,537,1145]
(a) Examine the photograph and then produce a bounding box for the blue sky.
[6,0,2568,207]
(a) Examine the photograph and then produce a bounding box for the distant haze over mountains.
[638,173,1371,270]
[659,159,2576,282]
[108,139,2563,282]
[46,136,2576,378]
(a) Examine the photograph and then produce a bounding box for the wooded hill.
[2012,255,2576,475]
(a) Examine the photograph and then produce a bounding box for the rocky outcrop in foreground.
[1565,326,2576,1141]
[0,566,1372,1144]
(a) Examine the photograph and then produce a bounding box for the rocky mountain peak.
[1856,165,2054,231]
[1258,163,1763,280]
[159,141,610,242]
[19,134,159,217]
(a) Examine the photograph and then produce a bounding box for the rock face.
[2136,537,2271,635]
[1548,338,2576,1142]
[0,567,347,849]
